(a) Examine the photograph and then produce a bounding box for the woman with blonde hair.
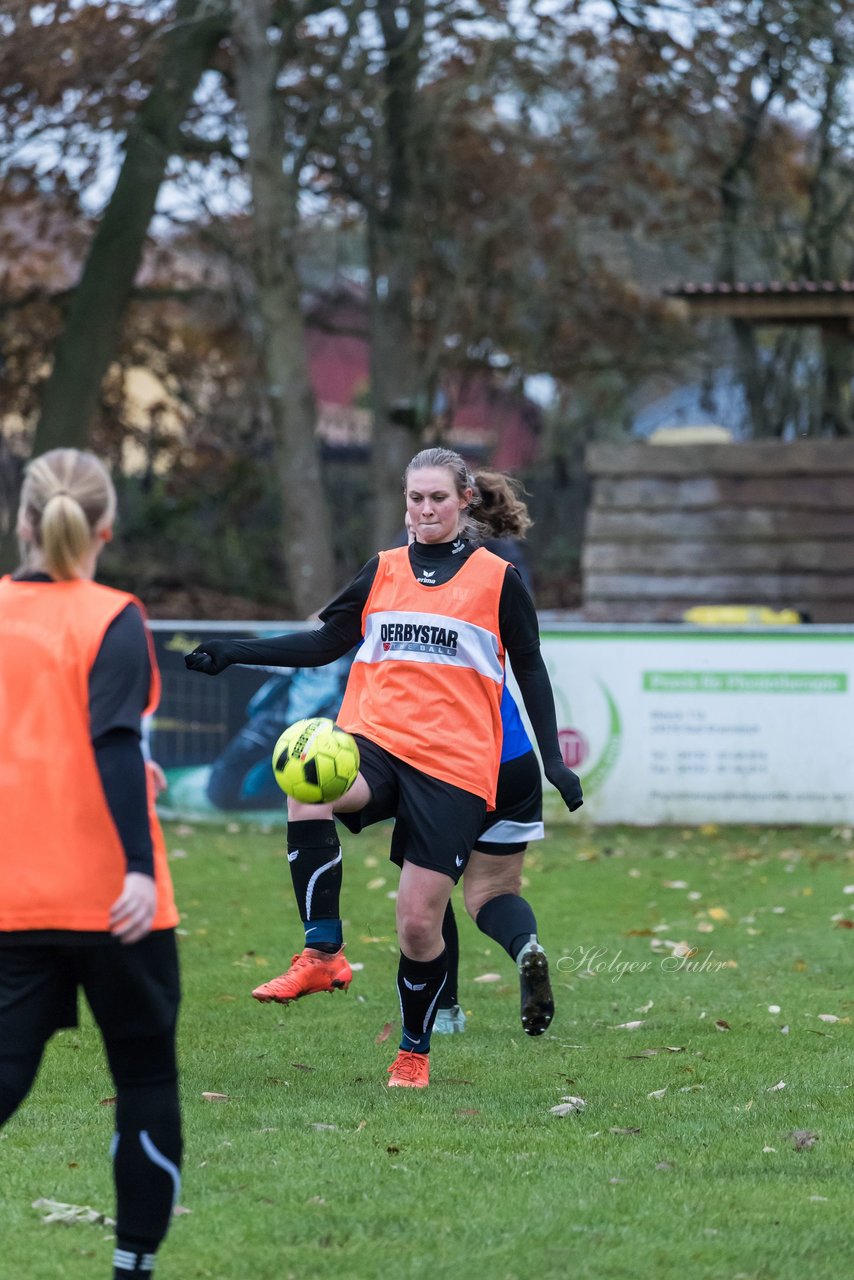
[0,449,182,1280]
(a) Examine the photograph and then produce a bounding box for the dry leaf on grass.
[375,1022,394,1044]
[612,1020,646,1030]
[310,1123,338,1132]
[550,1096,586,1116]
[714,1020,732,1032]
[647,1088,668,1100]
[201,1092,229,1102]
[817,1014,839,1023]
[766,1080,786,1092]
[366,877,386,890]
[31,1199,115,1227]
[473,973,502,983]
[790,1130,818,1150]
[609,1126,641,1135]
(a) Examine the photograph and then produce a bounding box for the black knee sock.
[475,893,538,962]
[439,900,459,1007]
[106,1034,182,1277]
[397,949,448,1053]
[0,1046,44,1126]
[287,819,343,951]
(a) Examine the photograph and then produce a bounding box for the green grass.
[4,821,854,1279]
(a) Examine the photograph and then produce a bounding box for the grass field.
[4,820,854,1280]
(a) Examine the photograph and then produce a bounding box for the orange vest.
[336,546,507,806]
[0,576,178,932]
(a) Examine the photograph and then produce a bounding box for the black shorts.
[336,736,487,883]
[473,749,544,856]
[0,929,180,1053]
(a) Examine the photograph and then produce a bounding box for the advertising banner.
[529,626,854,826]
[150,622,854,826]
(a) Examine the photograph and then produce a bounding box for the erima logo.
[451,539,466,555]
[455,855,464,868]
[403,978,427,992]
[287,850,299,862]
[417,569,436,585]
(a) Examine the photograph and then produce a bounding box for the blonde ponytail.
[18,449,116,580]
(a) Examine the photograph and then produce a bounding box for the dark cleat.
[517,937,554,1036]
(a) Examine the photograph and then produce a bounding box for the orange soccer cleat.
[251,947,352,1004]
[387,1049,430,1089]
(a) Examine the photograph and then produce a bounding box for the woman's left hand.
[544,761,584,813]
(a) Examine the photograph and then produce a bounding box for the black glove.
[184,640,235,676]
[544,760,584,813]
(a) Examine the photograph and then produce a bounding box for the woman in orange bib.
[186,447,582,1089]
[0,449,181,1280]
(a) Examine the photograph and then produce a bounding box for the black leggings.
[1,1027,181,1251]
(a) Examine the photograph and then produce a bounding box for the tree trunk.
[232,0,336,615]
[369,0,427,552]
[33,0,231,457]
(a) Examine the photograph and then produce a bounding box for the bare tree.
[232,0,336,613]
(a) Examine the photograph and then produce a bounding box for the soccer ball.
[271,717,360,804]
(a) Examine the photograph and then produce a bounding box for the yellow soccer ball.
[271,717,360,804]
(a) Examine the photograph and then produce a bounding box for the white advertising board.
[515,627,854,827]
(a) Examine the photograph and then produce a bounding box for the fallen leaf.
[201,1092,229,1102]
[768,1005,781,1013]
[697,922,714,933]
[647,1088,668,1100]
[455,1108,481,1117]
[375,1022,394,1044]
[608,1177,625,1184]
[550,1097,586,1115]
[714,1020,732,1032]
[655,1161,674,1171]
[613,1020,646,1030]
[708,907,730,921]
[310,1123,338,1132]
[366,877,386,890]
[635,1000,654,1014]
[834,919,854,929]
[291,1062,315,1071]
[307,1196,327,1205]
[817,1014,839,1023]
[31,1199,115,1227]
[790,1130,818,1150]
[473,973,502,983]
[99,1096,117,1106]
[808,1196,828,1202]
[663,880,689,889]
[355,1120,367,1131]
[173,1205,192,1216]
[766,1081,786,1092]
[762,1146,777,1153]
[609,1126,641,1135]
[781,1025,790,1034]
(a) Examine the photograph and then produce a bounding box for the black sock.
[397,949,448,1053]
[113,1241,158,1276]
[439,900,459,1007]
[287,819,343,951]
[106,1033,181,1274]
[475,893,538,962]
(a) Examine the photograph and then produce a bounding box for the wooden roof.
[666,280,854,324]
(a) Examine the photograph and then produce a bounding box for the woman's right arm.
[184,557,378,676]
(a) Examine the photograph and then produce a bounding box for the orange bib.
[0,576,178,932]
[336,546,507,806]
